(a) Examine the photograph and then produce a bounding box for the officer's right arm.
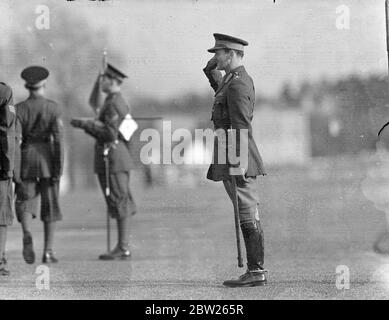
[83,105,118,143]
[203,57,222,92]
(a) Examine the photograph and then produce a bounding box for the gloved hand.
[70,119,85,129]
[204,56,218,71]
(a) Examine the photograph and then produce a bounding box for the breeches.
[97,171,136,219]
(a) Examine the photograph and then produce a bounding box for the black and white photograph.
[1,0,389,305]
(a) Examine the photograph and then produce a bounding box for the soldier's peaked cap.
[104,63,128,81]
[207,33,248,53]
[21,66,49,89]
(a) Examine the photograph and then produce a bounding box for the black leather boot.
[241,220,264,271]
[223,269,267,287]
[223,216,267,287]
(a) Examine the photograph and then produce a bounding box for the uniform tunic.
[83,92,136,218]
[204,65,265,181]
[15,95,64,222]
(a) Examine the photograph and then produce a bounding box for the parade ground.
[1,159,389,300]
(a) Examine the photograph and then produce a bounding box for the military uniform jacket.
[203,65,265,181]
[83,92,135,174]
[0,87,16,180]
[15,95,64,179]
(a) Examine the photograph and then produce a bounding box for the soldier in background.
[204,34,267,287]
[71,64,136,260]
[0,82,17,276]
[14,66,64,264]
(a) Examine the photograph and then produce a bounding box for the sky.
[0,0,388,99]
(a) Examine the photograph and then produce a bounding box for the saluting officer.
[71,64,136,260]
[203,34,267,287]
[0,83,17,276]
[14,66,64,264]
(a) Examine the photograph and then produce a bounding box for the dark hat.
[207,33,249,53]
[21,66,49,89]
[104,63,128,81]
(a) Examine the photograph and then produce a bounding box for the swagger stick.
[231,174,244,268]
[228,126,244,268]
[104,146,111,253]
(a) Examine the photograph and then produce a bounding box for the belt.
[23,136,51,144]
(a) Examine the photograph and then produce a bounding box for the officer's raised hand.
[204,55,218,71]
[203,56,221,92]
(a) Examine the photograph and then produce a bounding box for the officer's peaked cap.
[21,66,49,89]
[207,33,248,53]
[104,63,128,81]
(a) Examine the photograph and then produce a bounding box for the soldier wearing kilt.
[0,82,17,276]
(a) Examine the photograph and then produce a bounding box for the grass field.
[1,155,389,299]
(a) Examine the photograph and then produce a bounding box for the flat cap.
[207,33,249,53]
[104,63,128,81]
[21,66,49,89]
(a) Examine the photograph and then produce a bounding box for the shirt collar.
[228,65,245,75]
